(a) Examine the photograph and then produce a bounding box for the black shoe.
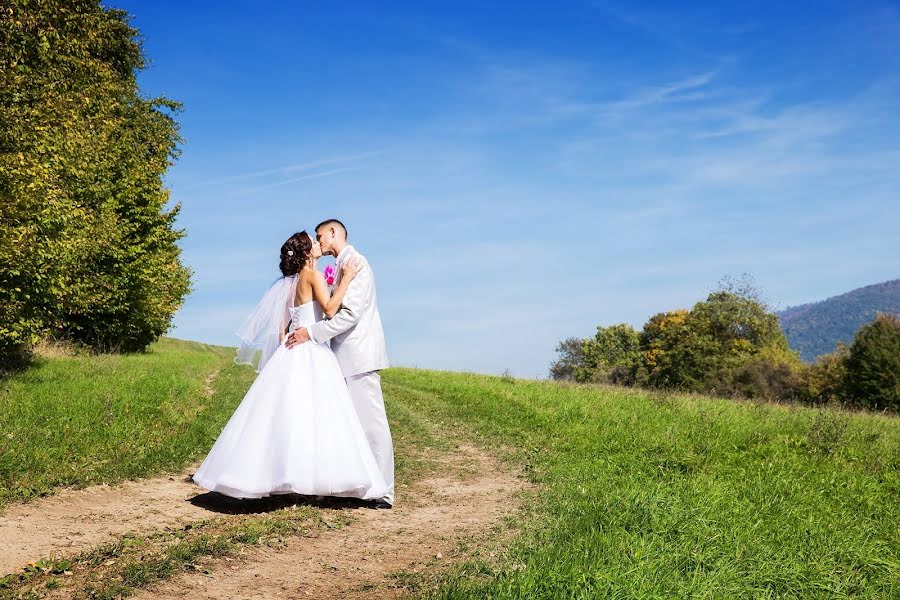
[371,499,393,509]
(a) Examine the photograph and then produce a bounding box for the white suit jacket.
[308,245,389,377]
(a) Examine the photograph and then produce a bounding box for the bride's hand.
[341,257,362,281]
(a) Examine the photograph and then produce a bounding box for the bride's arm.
[310,259,361,319]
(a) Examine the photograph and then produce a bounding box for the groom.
[286,219,394,506]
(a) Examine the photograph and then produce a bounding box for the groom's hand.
[286,327,310,348]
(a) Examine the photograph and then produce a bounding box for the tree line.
[1,0,190,371]
[551,278,900,413]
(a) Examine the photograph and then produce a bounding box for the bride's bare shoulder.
[300,267,324,284]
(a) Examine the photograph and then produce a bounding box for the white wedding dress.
[192,300,388,500]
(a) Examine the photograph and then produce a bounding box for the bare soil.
[133,444,523,599]
[0,467,211,575]
[1,444,525,599]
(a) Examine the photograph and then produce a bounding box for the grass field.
[2,339,898,597]
[383,370,900,598]
[0,338,255,506]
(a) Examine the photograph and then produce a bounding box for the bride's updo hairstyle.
[279,231,312,277]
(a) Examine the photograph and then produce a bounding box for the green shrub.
[553,290,796,399]
[843,313,900,411]
[719,348,805,402]
[0,0,190,363]
[799,343,849,405]
[579,323,642,384]
[646,291,790,393]
[549,337,584,381]
[639,309,689,388]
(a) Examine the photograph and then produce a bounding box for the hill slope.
[778,278,900,361]
[0,337,252,506]
[387,369,899,597]
[2,340,898,597]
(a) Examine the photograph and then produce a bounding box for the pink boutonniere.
[323,264,336,287]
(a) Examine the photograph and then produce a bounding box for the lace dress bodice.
[288,301,323,332]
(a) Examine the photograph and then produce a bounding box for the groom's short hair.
[315,219,347,239]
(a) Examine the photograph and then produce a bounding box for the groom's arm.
[307,262,373,344]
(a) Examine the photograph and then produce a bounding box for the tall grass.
[383,369,900,598]
[0,338,255,506]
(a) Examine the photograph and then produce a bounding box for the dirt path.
[134,444,523,599]
[0,466,211,575]
[1,444,524,598]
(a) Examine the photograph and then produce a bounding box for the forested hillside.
[778,279,900,361]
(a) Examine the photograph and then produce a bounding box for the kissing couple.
[192,219,394,508]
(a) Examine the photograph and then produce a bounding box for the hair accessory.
[286,250,294,256]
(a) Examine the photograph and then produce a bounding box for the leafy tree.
[549,337,584,381]
[799,343,849,405]
[843,313,900,411]
[0,0,190,364]
[648,291,790,393]
[718,345,805,401]
[716,272,771,309]
[639,309,689,388]
[550,325,643,384]
[580,323,642,384]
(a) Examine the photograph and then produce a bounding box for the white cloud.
[597,72,717,115]
[179,152,381,191]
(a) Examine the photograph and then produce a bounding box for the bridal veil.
[234,274,297,372]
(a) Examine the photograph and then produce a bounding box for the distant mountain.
[778,279,900,361]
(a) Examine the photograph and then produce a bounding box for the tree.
[719,346,804,401]
[646,291,791,393]
[550,337,584,381]
[843,313,900,411]
[550,325,643,384]
[0,0,190,364]
[639,309,689,388]
[580,324,642,384]
[716,273,771,309]
[549,279,806,402]
[800,343,849,405]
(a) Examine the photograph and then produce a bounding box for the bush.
[646,291,789,393]
[843,313,900,411]
[640,309,689,388]
[799,344,849,405]
[548,279,899,409]
[0,0,190,362]
[579,324,642,385]
[719,348,805,402]
[549,337,584,381]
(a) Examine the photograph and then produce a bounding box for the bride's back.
[296,267,316,306]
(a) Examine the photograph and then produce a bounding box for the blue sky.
[117,0,900,377]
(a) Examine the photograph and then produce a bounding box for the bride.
[192,231,388,500]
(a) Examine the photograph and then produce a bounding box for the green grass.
[382,369,900,599]
[0,337,255,506]
[0,339,446,598]
[2,340,898,597]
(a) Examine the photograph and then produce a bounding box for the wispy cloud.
[240,166,363,191]
[180,151,381,190]
[598,72,717,115]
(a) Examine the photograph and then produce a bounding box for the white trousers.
[345,371,394,504]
